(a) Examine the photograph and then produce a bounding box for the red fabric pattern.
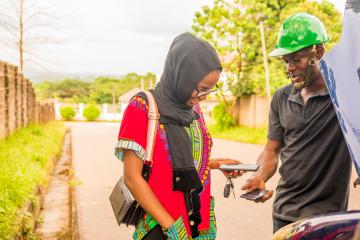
[118,96,212,236]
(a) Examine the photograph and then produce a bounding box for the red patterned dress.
[115,96,216,239]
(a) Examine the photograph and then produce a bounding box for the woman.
[115,32,240,239]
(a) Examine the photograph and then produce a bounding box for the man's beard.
[293,81,308,90]
[287,72,308,90]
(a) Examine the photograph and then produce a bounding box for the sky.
[0,0,346,80]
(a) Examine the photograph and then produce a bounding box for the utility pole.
[141,78,144,91]
[112,88,115,105]
[259,20,271,104]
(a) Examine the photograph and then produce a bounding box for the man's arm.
[256,139,282,182]
[241,139,281,202]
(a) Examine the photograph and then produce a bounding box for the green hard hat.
[269,12,330,57]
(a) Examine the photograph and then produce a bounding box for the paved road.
[69,122,360,240]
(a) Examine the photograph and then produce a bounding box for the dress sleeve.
[114,96,149,161]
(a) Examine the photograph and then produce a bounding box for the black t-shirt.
[269,84,352,222]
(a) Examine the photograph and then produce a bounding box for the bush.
[60,106,76,120]
[83,104,101,121]
[0,122,65,239]
[212,102,235,130]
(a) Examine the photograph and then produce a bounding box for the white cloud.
[29,0,213,76]
[0,0,345,79]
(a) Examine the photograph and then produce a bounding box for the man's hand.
[241,175,273,203]
[210,158,243,178]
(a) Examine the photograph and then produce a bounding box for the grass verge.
[208,124,267,145]
[0,122,66,239]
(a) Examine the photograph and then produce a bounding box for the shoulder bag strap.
[143,91,159,167]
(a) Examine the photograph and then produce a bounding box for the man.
[241,13,352,233]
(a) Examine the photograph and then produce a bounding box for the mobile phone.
[219,163,259,172]
[240,189,268,201]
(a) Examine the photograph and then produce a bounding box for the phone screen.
[219,163,259,172]
[240,189,268,201]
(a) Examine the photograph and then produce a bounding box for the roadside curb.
[35,127,79,240]
[68,127,79,240]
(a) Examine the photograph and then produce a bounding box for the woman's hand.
[165,216,191,240]
[210,158,244,178]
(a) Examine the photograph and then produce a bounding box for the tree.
[34,72,157,104]
[89,72,156,104]
[192,0,247,97]
[0,0,59,73]
[34,80,57,99]
[192,0,342,98]
[55,79,90,99]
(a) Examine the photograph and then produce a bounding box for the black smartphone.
[240,189,268,201]
[219,163,259,172]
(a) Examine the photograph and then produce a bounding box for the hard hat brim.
[269,44,314,57]
[269,48,295,57]
[270,39,329,57]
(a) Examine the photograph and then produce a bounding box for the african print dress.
[115,96,216,239]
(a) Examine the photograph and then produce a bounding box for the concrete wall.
[0,61,55,139]
[6,64,17,134]
[0,62,6,138]
[232,95,269,128]
[199,96,269,128]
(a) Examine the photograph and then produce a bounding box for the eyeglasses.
[195,84,219,97]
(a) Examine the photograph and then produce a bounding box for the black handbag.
[109,91,159,226]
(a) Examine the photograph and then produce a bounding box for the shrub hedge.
[0,122,66,239]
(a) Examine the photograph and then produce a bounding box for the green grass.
[0,122,66,239]
[208,125,268,145]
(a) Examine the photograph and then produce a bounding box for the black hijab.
[153,32,221,189]
[139,32,221,237]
